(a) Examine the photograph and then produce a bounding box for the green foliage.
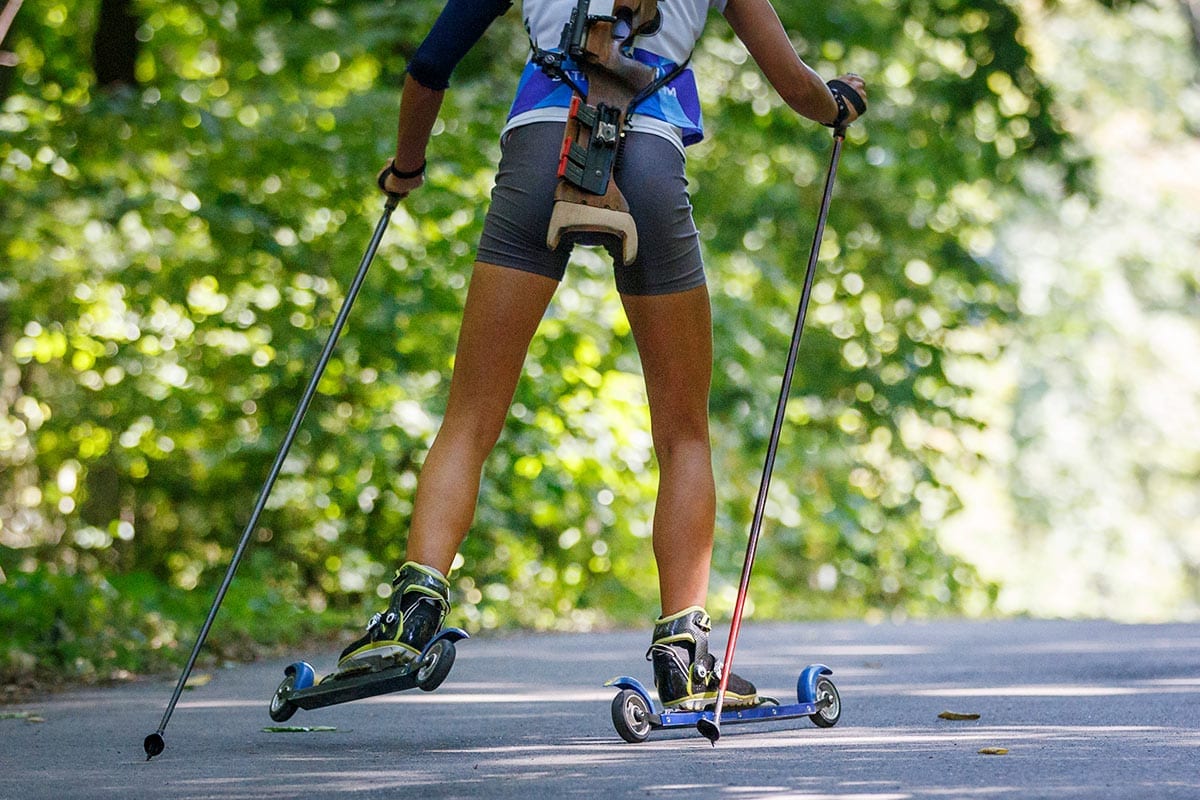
[0,557,338,678]
[0,566,171,679]
[689,0,1067,617]
[0,0,1084,680]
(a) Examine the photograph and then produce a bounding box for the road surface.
[2,619,1198,799]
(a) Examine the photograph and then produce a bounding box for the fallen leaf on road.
[978,748,1009,755]
[1,711,42,722]
[183,673,212,689]
[938,710,981,720]
[262,726,339,733]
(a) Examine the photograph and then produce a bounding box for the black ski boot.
[647,606,759,711]
[338,562,450,670]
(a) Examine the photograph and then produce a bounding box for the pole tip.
[143,732,165,761]
[697,718,721,745]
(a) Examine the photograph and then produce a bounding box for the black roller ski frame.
[605,666,841,744]
[269,628,469,722]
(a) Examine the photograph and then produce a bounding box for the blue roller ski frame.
[269,628,468,722]
[605,664,839,742]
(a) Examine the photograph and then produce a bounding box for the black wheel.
[416,639,456,691]
[269,673,299,722]
[808,677,841,728]
[611,689,652,743]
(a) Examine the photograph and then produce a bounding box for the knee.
[651,422,712,469]
[434,412,506,464]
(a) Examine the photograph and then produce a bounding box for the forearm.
[723,0,839,125]
[388,0,510,174]
[394,74,445,172]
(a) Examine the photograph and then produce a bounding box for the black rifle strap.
[625,53,691,116]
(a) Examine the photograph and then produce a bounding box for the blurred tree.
[941,0,1200,620]
[1179,0,1200,59]
[92,0,138,87]
[0,0,1136,680]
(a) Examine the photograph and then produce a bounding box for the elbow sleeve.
[407,0,514,90]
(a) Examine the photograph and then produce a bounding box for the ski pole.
[143,195,399,760]
[698,127,847,744]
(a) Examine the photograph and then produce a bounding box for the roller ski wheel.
[416,637,456,692]
[269,672,300,723]
[612,689,653,743]
[808,676,841,728]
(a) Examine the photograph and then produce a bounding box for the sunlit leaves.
[0,0,1094,679]
[687,0,1070,616]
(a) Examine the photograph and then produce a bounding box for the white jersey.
[504,0,728,153]
[523,0,725,64]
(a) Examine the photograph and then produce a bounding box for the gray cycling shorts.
[477,122,705,296]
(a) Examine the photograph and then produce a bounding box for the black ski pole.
[698,127,847,744]
[143,196,399,760]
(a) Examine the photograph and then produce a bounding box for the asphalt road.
[2,619,1198,799]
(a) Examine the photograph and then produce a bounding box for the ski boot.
[338,561,451,670]
[647,606,760,711]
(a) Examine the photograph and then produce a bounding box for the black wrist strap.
[824,79,867,129]
[387,159,426,180]
[828,79,867,114]
[378,159,426,194]
[825,89,850,129]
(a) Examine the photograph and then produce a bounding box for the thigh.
[613,133,706,296]
[441,261,559,442]
[619,284,713,445]
[476,123,572,282]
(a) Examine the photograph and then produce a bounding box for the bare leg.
[620,285,716,615]
[405,262,558,573]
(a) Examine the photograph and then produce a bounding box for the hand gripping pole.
[698,129,847,745]
[143,196,399,761]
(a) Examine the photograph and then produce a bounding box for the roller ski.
[607,85,863,743]
[269,562,467,722]
[605,607,840,742]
